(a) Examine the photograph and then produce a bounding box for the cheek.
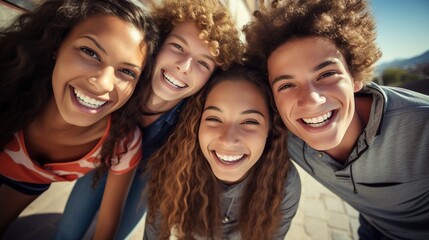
[198,126,207,149]
[252,137,268,162]
[116,81,137,101]
[252,129,269,152]
[274,98,289,117]
[193,74,211,91]
[118,80,135,91]
[198,129,212,160]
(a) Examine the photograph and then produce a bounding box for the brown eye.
[206,116,222,123]
[119,68,138,80]
[241,120,259,125]
[171,43,184,52]
[278,83,294,92]
[318,71,336,80]
[80,47,100,61]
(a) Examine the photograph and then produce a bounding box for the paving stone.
[327,212,350,231]
[291,207,306,225]
[349,217,360,240]
[285,223,311,240]
[304,217,330,240]
[331,229,353,240]
[301,198,328,220]
[322,194,345,213]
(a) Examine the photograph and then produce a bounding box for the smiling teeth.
[215,152,244,162]
[163,71,187,88]
[302,111,332,127]
[74,88,107,109]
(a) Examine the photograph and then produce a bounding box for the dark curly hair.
[145,64,291,240]
[0,0,158,182]
[244,0,382,85]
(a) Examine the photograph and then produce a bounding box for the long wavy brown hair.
[0,0,158,184]
[145,65,290,239]
[244,0,382,85]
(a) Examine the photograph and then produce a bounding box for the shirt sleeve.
[273,162,302,239]
[109,127,143,174]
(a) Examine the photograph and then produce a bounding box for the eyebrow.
[82,35,142,71]
[270,59,340,87]
[83,36,107,55]
[203,106,266,117]
[169,34,216,64]
[313,59,339,72]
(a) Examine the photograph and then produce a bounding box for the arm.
[273,163,302,239]
[92,167,137,240]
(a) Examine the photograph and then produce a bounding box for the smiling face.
[151,20,216,104]
[267,37,363,155]
[198,79,270,183]
[51,15,147,127]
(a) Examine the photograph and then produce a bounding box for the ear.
[353,81,363,93]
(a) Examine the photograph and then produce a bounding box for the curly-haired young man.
[244,0,429,239]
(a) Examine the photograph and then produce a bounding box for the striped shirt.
[0,119,142,184]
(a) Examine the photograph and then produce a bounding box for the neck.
[139,94,181,127]
[142,92,181,116]
[36,100,87,133]
[325,95,372,162]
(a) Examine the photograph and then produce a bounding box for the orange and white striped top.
[0,120,142,184]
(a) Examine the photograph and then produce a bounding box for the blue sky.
[370,0,429,64]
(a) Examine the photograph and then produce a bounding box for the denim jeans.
[358,215,392,240]
[54,169,148,239]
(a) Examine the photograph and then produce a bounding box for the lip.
[210,150,247,168]
[69,86,110,114]
[160,69,188,91]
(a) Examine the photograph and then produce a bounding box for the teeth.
[302,111,332,127]
[163,71,187,88]
[215,152,244,162]
[74,88,107,109]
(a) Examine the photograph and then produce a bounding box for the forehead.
[69,15,142,41]
[169,20,201,38]
[271,37,342,61]
[62,15,147,66]
[267,37,347,78]
[206,80,268,110]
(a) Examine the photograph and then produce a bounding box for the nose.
[89,66,115,92]
[176,57,192,73]
[218,124,239,145]
[297,84,326,107]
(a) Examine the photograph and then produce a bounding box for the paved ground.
[2,164,359,240]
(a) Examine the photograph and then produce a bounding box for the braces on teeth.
[74,88,106,109]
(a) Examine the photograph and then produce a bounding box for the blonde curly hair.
[244,0,382,85]
[151,0,244,70]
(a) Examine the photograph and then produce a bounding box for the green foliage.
[381,67,419,87]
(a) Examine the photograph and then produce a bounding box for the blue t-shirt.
[140,100,186,164]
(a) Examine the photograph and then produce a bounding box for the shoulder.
[110,127,142,173]
[367,83,429,111]
[283,163,301,201]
